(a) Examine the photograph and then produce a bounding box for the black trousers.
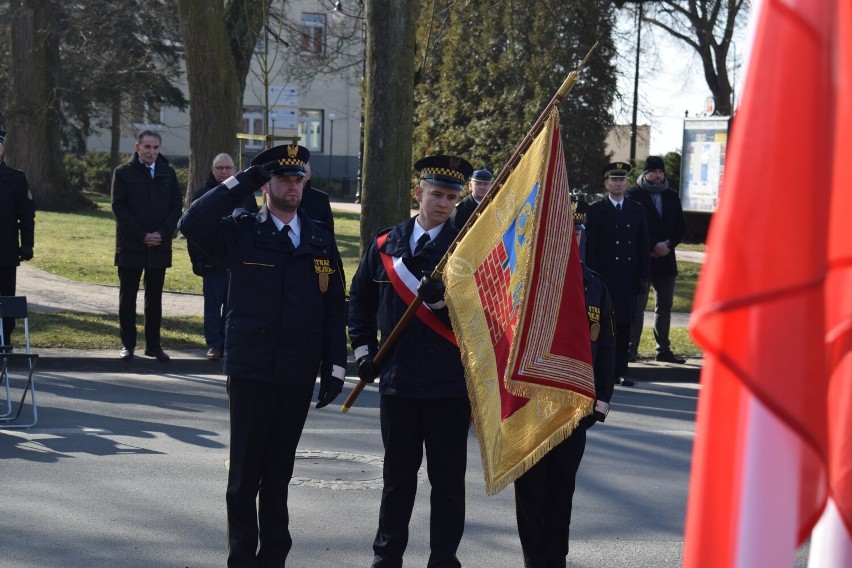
[226,377,314,568]
[372,395,471,568]
[0,265,16,345]
[514,427,587,568]
[117,266,165,349]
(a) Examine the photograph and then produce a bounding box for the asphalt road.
[2,366,700,568]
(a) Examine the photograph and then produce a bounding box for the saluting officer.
[179,144,347,568]
[584,162,649,387]
[514,197,616,567]
[349,154,474,568]
[451,164,493,229]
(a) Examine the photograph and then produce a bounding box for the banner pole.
[341,42,599,413]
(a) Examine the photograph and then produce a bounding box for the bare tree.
[6,0,90,211]
[359,0,421,254]
[620,0,748,116]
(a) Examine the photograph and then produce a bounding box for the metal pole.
[327,113,336,183]
[629,3,642,166]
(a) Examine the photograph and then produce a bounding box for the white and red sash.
[377,232,457,346]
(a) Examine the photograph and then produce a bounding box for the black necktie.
[413,233,430,255]
[615,203,621,211]
[282,225,294,252]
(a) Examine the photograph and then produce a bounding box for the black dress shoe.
[206,347,223,360]
[617,376,636,387]
[120,347,134,360]
[144,347,171,362]
[656,351,686,364]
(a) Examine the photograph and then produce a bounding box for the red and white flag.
[685,0,852,566]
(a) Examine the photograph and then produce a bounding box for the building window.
[130,102,163,129]
[241,108,265,150]
[298,110,323,153]
[301,13,325,54]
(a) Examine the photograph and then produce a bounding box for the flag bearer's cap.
[415,155,474,190]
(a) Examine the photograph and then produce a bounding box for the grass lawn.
[27,192,702,357]
[32,192,362,294]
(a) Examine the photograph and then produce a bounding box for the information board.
[680,118,731,213]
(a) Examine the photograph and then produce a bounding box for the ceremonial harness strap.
[377,232,457,347]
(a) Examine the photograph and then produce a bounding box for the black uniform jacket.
[584,197,650,324]
[179,174,347,389]
[625,185,687,277]
[300,181,335,231]
[348,217,467,399]
[111,153,183,269]
[0,162,35,267]
[451,194,480,230]
[583,264,616,406]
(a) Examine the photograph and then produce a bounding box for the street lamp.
[327,112,336,184]
[333,1,365,202]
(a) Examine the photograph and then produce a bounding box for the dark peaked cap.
[415,154,474,190]
[252,144,311,177]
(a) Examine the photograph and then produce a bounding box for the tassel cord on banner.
[340,42,599,413]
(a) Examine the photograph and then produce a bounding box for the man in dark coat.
[626,155,688,364]
[585,162,649,386]
[349,154,474,568]
[188,153,259,360]
[111,130,183,362]
[0,130,36,347]
[301,162,335,230]
[514,197,615,568]
[179,144,347,568]
[451,164,493,229]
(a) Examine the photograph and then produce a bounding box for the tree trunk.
[6,0,90,211]
[176,0,268,206]
[360,0,421,255]
[110,98,122,171]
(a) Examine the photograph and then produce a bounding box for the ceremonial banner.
[685,0,852,565]
[444,110,594,495]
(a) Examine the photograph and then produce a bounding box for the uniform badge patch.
[313,258,334,293]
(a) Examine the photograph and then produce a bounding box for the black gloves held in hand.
[356,355,379,383]
[417,276,445,306]
[19,246,33,261]
[580,409,608,430]
[316,378,343,409]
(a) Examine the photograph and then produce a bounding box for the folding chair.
[0,296,39,428]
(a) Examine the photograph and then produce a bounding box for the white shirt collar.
[269,211,301,247]
[608,196,624,207]
[411,219,444,253]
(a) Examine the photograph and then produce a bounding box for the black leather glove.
[245,164,272,185]
[356,355,379,383]
[580,409,608,430]
[191,260,206,277]
[19,246,33,261]
[316,378,343,409]
[417,276,445,306]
